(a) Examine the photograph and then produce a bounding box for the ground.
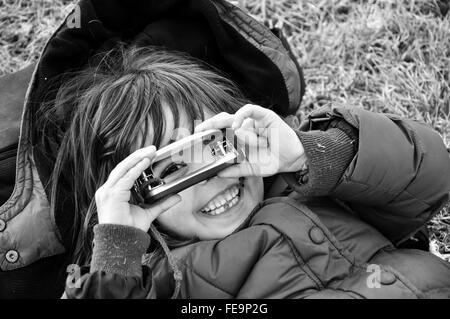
[0,0,449,261]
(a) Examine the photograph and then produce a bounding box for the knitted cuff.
[91,224,150,278]
[283,128,356,196]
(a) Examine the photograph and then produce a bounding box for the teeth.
[214,206,225,215]
[213,199,221,208]
[217,196,226,206]
[200,185,240,216]
[225,190,233,201]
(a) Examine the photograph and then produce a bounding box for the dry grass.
[0,0,449,261]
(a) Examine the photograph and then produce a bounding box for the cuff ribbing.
[91,224,150,278]
[284,128,356,196]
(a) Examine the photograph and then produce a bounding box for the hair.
[37,44,249,296]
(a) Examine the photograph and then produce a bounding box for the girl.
[55,44,450,299]
[3,0,448,299]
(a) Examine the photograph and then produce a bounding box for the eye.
[160,162,187,179]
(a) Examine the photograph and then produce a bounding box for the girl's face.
[144,104,264,241]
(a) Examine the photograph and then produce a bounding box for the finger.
[240,118,270,139]
[235,128,268,148]
[115,157,152,191]
[143,194,182,220]
[217,163,261,178]
[241,118,256,129]
[107,145,156,186]
[194,112,234,132]
[232,104,273,130]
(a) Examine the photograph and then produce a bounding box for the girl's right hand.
[95,145,181,232]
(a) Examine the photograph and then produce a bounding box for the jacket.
[0,0,305,298]
[66,105,450,299]
[1,0,449,299]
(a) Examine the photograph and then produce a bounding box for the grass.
[1,0,449,261]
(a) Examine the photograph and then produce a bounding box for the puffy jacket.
[66,105,450,299]
[67,199,450,298]
[1,0,450,299]
[0,0,305,298]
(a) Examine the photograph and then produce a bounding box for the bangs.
[141,95,205,150]
[135,48,246,149]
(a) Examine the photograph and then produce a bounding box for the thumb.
[144,194,182,219]
[217,163,261,178]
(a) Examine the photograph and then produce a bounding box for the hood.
[24,0,304,248]
[31,0,301,116]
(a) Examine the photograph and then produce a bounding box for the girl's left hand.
[194,104,306,178]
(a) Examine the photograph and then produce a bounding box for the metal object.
[134,129,244,204]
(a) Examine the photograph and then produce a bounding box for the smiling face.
[143,104,264,241]
[48,45,264,263]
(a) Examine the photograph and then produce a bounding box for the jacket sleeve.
[64,224,156,299]
[283,105,450,244]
